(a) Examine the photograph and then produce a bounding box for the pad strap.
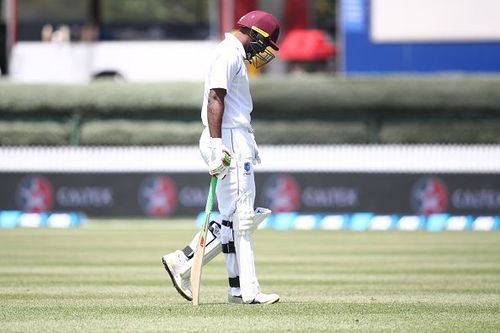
[222,220,233,228]
[222,241,235,253]
[228,276,240,288]
[182,246,194,259]
[221,220,235,253]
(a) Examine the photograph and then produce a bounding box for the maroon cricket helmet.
[237,10,280,51]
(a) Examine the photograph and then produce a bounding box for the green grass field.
[1,220,499,332]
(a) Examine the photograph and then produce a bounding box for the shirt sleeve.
[208,51,240,91]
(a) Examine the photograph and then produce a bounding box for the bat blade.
[191,218,209,305]
[191,176,217,306]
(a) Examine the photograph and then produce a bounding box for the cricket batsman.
[162,10,281,305]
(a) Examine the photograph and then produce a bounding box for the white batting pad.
[235,230,260,303]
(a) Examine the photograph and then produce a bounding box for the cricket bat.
[191,175,218,306]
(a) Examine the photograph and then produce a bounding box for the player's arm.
[207,88,231,178]
[207,88,226,139]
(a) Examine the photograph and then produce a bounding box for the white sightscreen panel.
[371,0,500,42]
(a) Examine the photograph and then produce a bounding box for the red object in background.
[219,0,258,37]
[278,29,336,61]
[234,0,258,22]
[285,0,309,30]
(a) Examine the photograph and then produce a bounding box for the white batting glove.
[208,138,231,179]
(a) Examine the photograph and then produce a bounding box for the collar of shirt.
[224,33,246,60]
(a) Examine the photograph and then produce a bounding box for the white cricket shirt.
[201,33,253,129]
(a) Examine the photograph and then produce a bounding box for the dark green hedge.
[251,76,500,120]
[80,120,204,145]
[380,121,500,144]
[2,119,499,146]
[2,76,500,119]
[0,81,203,118]
[1,76,499,145]
[0,121,70,145]
[252,121,368,144]
[77,120,369,146]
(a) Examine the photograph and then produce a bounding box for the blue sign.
[341,0,365,32]
[340,0,500,74]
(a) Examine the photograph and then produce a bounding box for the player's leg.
[233,187,279,304]
[162,127,224,301]
[219,219,241,302]
[226,128,279,304]
[162,217,222,301]
[214,128,243,301]
[161,207,270,302]
[169,127,277,304]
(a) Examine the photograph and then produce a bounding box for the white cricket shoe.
[228,292,280,305]
[162,251,192,301]
[251,292,280,304]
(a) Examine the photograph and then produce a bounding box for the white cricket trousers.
[199,126,257,220]
[200,126,261,300]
